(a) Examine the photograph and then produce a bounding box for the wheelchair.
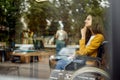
[49,41,110,80]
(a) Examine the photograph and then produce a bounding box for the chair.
[49,41,109,80]
[33,40,44,50]
[65,41,108,71]
[69,41,110,80]
[49,41,108,70]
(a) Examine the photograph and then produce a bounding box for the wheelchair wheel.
[70,66,110,80]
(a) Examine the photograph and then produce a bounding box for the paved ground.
[0,52,53,80]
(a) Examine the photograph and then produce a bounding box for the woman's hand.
[81,26,87,39]
[68,52,76,60]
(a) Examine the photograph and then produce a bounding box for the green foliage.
[0,0,109,44]
[26,1,59,36]
[0,0,22,42]
[22,0,108,44]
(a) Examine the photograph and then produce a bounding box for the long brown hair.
[85,14,104,44]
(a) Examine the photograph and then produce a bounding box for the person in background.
[22,30,29,44]
[55,21,68,55]
[33,32,38,50]
[29,29,34,44]
[8,37,15,51]
[55,14,105,70]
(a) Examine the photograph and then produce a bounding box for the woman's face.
[84,15,92,28]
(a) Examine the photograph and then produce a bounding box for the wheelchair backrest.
[97,41,108,59]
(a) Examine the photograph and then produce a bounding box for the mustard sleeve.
[76,34,104,56]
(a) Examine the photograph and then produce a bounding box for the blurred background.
[0,0,110,45]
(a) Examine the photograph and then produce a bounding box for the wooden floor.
[0,50,54,80]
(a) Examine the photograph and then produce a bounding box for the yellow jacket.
[76,34,104,58]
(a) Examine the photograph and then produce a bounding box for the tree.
[20,0,109,44]
[25,0,59,36]
[0,0,22,42]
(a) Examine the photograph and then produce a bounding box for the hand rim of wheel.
[70,66,110,80]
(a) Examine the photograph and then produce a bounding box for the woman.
[55,14,105,70]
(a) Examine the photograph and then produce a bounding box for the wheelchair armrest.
[84,56,101,62]
[75,56,101,64]
[82,56,102,67]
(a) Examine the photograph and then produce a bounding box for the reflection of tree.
[0,0,108,44]
[0,0,22,42]
[25,0,108,44]
[26,1,59,36]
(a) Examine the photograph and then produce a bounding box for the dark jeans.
[56,40,66,55]
[55,59,70,70]
[0,49,6,62]
[55,58,85,70]
[33,40,44,50]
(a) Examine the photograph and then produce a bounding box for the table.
[11,51,49,63]
[15,44,79,49]
[44,44,79,49]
